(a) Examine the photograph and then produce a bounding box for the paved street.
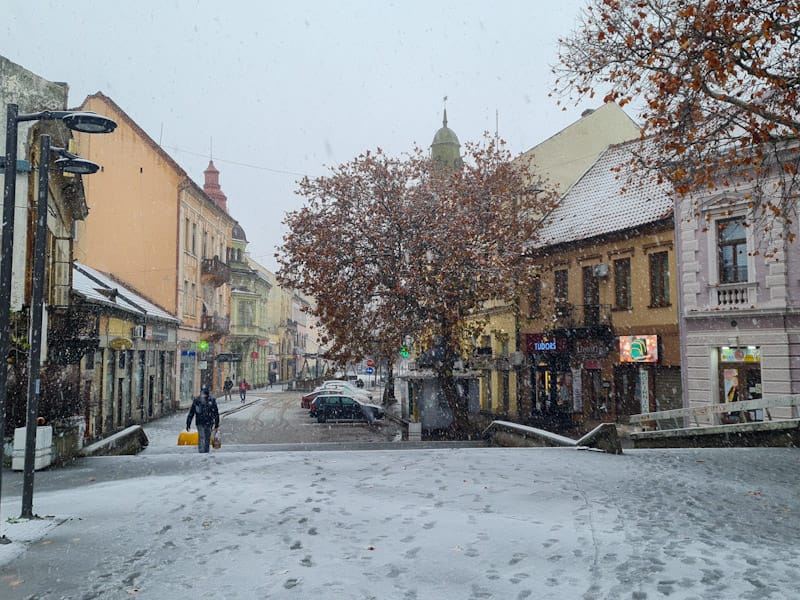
[0,392,798,599]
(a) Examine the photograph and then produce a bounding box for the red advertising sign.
[250,351,259,359]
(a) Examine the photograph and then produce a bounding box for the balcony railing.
[201,256,231,287]
[549,303,612,330]
[714,282,757,308]
[201,315,230,338]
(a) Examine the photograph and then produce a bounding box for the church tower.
[430,105,463,171]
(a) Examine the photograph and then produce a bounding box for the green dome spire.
[431,105,463,171]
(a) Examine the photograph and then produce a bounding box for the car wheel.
[317,412,327,423]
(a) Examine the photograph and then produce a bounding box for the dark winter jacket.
[186,394,220,429]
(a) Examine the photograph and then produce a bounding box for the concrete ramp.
[80,425,149,457]
[484,420,622,454]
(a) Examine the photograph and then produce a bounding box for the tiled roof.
[72,262,179,324]
[534,138,675,247]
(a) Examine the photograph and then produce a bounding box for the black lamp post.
[20,136,102,519]
[0,103,115,530]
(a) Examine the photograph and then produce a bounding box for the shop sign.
[109,337,133,351]
[574,338,610,359]
[251,351,259,359]
[639,367,649,413]
[619,335,659,363]
[525,333,566,353]
[720,346,761,363]
[216,353,242,363]
[258,339,268,347]
[148,324,170,342]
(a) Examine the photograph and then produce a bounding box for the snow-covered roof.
[72,262,179,324]
[535,138,675,247]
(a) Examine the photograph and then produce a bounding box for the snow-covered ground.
[0,433,798,598]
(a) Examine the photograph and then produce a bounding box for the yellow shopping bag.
[178,430,199,446]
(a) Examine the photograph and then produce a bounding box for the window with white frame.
[717,216,748,283]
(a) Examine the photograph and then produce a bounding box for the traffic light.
[400,346,410,358]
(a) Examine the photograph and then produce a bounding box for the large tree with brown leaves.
[556,0,800,243]
[276,138,554,433]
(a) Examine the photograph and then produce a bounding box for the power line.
[162,144,309,177]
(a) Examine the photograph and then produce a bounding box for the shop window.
[614,257,631,309]
[649,251,670,307]
[719,346,763,422]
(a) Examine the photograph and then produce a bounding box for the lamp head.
[61,112,117,134]
[54,157,100,175]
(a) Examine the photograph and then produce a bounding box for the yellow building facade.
[520,139,680,431]
[73,93,235,407]
[467,104,641,422]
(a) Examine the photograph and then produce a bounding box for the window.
[718,217,748,283]
[184,218,190,251]
[238,300,255,326]
[190,282,197,315]
[202,230,208,258]
[649,251,670,307]
[552,269,570,320]
[614,258,631,309]
[183,279,189,314]
[554,269,568,305]
[191,222,197,255]
[528,277,541,317]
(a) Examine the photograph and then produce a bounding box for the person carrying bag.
[186,385,220,453]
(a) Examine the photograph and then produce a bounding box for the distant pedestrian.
[223,376,233,402]
[268,372,275,389]
[186,385,219,453]
[239,379,248,403]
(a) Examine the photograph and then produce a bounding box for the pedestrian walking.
[223,376,233,402]
[186,385,219,453]
[239,379,248,403]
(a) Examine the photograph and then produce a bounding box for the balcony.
[201,314,230,340]
[201,256,231,287]
[548,303,614,342]
[467,348,491,370]
[713,282,757,308]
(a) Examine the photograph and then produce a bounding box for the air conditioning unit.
[132,325,145,339]
[593,263,610,278]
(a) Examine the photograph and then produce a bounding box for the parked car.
[314,394,385,424]
[301,388,334,409]
[318,380,373,402]
[308,393,339,418]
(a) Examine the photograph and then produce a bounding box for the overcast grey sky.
[5,0,597,271]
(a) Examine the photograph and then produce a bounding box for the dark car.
[308,392,343,418]
[301,389,331,409]
[314,394,384,424]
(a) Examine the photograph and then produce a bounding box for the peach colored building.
[73,93,236,406]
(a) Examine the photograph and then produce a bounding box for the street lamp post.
[20,136,101,519]
[0,103,115,529]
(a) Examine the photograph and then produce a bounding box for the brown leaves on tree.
[276,137,555,429]
[555,0,800,246]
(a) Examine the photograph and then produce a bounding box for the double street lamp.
[0,104,116,532]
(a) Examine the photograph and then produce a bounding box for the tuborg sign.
[525,334,567,354]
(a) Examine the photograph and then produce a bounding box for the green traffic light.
[400,346,410,358]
